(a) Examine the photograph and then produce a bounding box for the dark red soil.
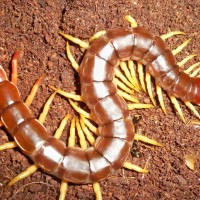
[0,0,199,200]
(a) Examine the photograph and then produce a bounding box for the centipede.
[0,15,199,199]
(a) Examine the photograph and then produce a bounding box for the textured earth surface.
[0,0,199,199]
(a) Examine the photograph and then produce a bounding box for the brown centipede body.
[0,24,199,186]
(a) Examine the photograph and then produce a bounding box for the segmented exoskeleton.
[0,16,199,200]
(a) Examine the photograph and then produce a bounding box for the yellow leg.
[114,77,134,94]
[0,142,17,151]
[59,32,89,49]
[134,134,163,147]
[75,118,88,150]
[145,71,156,106]
[169,96,186,123]
[123,162,148,173]
[115,68,136,90]
[124,15,138,28]
[38,90,58,124]
[184,102,200,119]
[68,99,91,119]
[25,75,44,106]
[80,116,95,145]
[178,54,196,67]
[54,114,71,139]
[172,38,192,56]
[93,182,103,200]
[160,31,185,40]
[128,103,154,110]
[120,61,140,92]
[190,120,200,125]
[5,165,38,188]
[68,117,76,147]
[49,85,83,101]
[89,30,106,43]
[127,60,141,91]
[156,84,167,115]
[59,181,68,200]
[184,62,200,74]
[137,62,147,93]
[190,67,200,77]
[80,116,98,135]
[117,89,139,103]
[66,42,80,72]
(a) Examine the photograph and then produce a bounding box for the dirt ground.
[0,0,199,200]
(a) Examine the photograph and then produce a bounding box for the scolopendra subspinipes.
[0,15,199,200]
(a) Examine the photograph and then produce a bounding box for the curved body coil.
[0,26,200,184]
